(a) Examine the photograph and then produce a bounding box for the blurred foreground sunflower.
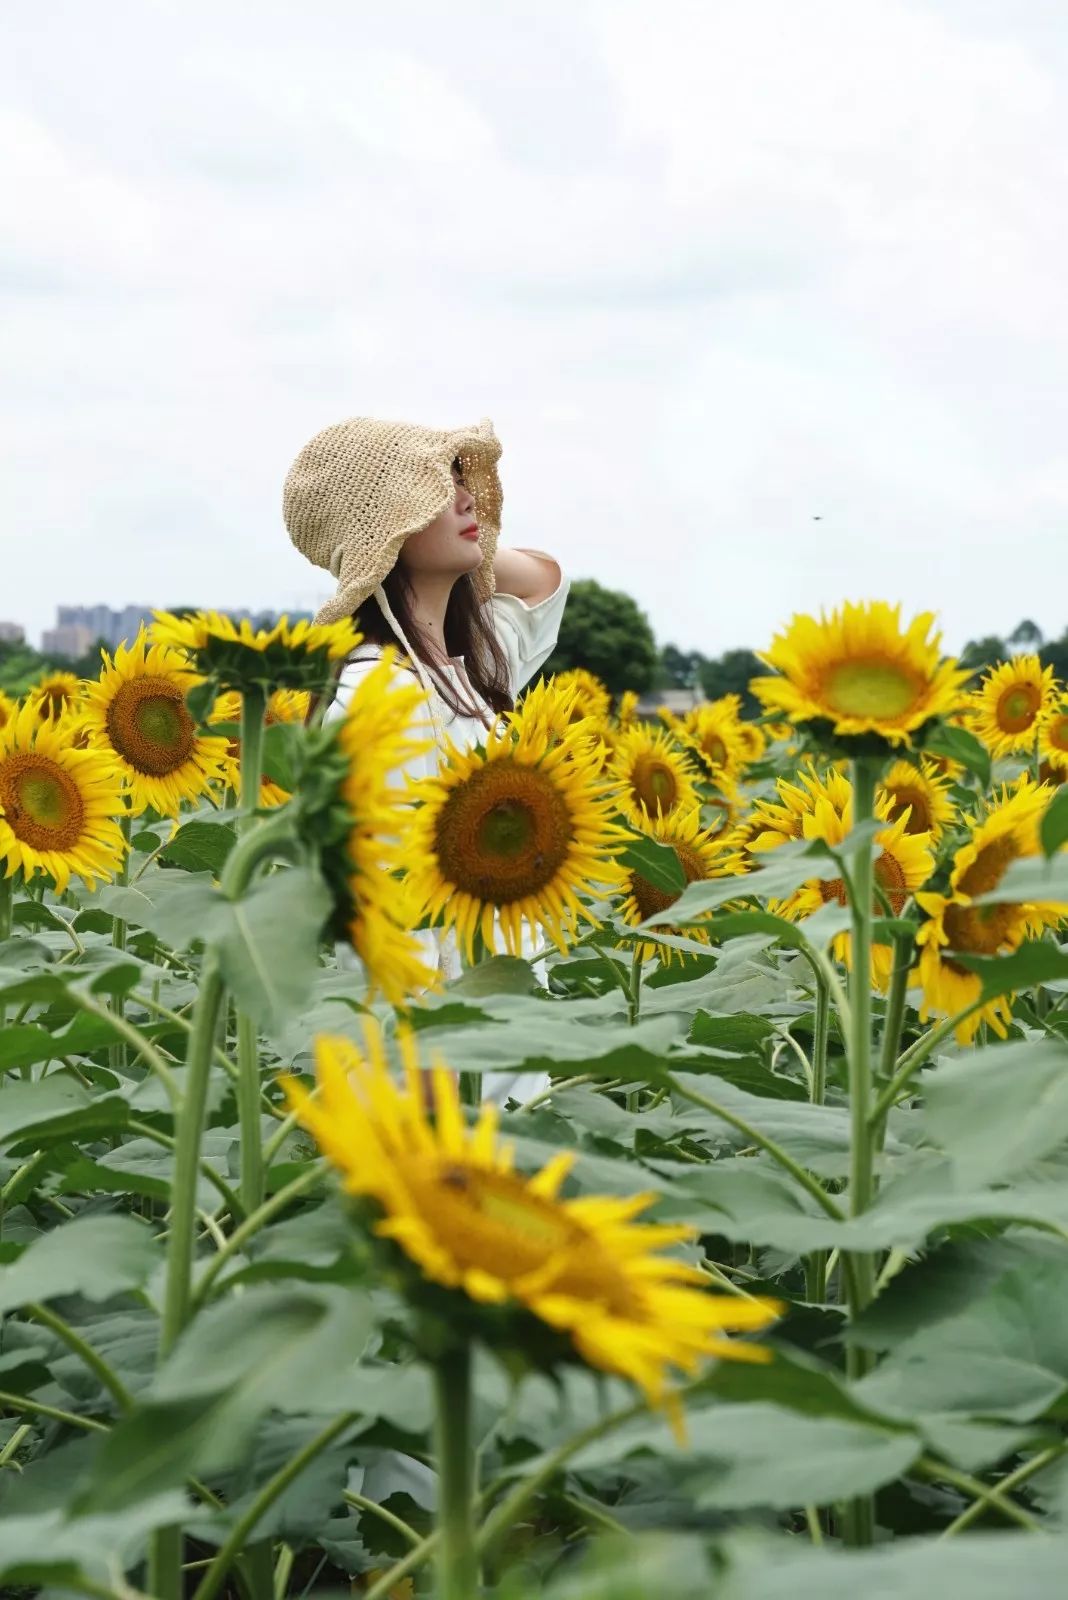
[0,690,16,730]
[81,633,234,816]
[915,777,1065,1042]
[151,608,359,692]
[608,723,701,825]
[750,601,969,748]
[1038,701,1068,777]
[404,717,627,961]
[283,1026,780,1418]
[617,807,747,962]
[0,702,127,891]
[970,655,1057,758]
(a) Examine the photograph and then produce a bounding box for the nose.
[457,481,475,513]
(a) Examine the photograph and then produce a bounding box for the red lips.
[459,524,480,540]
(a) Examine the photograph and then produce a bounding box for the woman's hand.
[491,547,562,606]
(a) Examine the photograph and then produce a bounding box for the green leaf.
[216,864,333,1030]
[261,720,304,792]
[922,1036,1068,1183]
[0,1079,129,1150]
[972,853,1068,905]
[620,833,686,895]
[0,1215,158,1314]
[0,1492,192,1587]
[449,956,541,998]
[159,816,237,875]
[75,1285,373,1512]
[1041,785,1068,856]
[925,721,991,787]
[641,839,848,929]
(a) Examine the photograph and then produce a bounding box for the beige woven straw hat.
[283,416,503,626]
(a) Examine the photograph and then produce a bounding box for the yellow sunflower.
[0,690,16,730]
[750,601,970,746]
[878,758,956,838]
[970,655,1058,758]
[1039,702,1068,776]
[210,687,311,807]
[915,777,1065,1043]
[615,689,641,728]
[763,766,933,989]
[608,724,702,825]
[735,721,768,763]
[283,1025,780,1416]
[27,670,83,723]
[674,697,748,785]
[547,668,612,724]
[151,609,360,692]
[748,763,853,854]
[404,717,628,962]
[616,807,747,962]
[80,632,236,816]
[324,653,439,1005]
[0,701,127,892]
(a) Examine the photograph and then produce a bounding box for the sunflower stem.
[841,755,881,1548]
[236,685,268,1218]
[626,942,644,1026]
[433,1345,479,1600]
[804,973,832,1304]
[108,809,133,1074]
[0,871,12,1037]
[871,931,915,1156]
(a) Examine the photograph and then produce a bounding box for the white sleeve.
[489,564,570,699]
[327,654,438,786]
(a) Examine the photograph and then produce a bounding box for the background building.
[0,621,25,644]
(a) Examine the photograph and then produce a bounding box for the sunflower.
[303,653,439,1005]
[970,655,1058,758]
[878,758,956,838]
[283,1026,780,1416]
[0,690,16,730]
[404,717,628,962]
[210,686,311,807]
[608,724,702,825]
[748,763,853,853]
[616,807,747,962]
[673,697,748,785]
[510,677,588,745]
[151,609,360,692]
[615,689,641,728]
[1039,702,1068,776]
[80,632,236,816]
[750,601,970,747]
[27,670,83,723]
[0,701,127,892]
[762,766,933,988]
[915,777,1065,1043]
[547,668,612,724]
[735,721,768,764]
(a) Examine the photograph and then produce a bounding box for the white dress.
[326,564,570,1106]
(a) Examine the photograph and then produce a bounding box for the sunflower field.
[5,602,1068,1599]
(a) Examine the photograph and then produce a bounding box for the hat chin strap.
[373,583,450,748]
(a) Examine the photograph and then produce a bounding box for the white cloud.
[2,0,1067,656]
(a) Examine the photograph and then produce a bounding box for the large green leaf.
[158,816,237,874]
[0,1077,129,1148]
[620,833,686,895]
[1041,785,1068,856]
[922,1036,1068,1183]
[0,1215,158,1314]
[215,863,333,1030]
[75,1285,373,1511]
[0,1491,192,1587]
[956,939,1068,998]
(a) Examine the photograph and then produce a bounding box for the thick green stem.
[842,756,880,1548]
[108,810,133,1074]
[434,1347,478,1600]
[805,975,832,1303]
[236,686,267,1219]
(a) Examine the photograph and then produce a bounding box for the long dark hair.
[353,562,512,718]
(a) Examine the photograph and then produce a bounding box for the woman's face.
[401,458,483,582]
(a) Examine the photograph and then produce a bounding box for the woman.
[284,414,568,1102]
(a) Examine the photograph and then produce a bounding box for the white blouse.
[326,566,570,1105]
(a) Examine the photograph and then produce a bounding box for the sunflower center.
[1048,715,1068,754]
[701,735,728,769]
[434,760,572,905]
[996,683,1041,734]
[631,755,678,815]
[106,678,196,776]
[955,833,1019,899]
[943,899,1022,966]
[817,849,906,914]
[420,1161,638,1315]
[886,785,930,834]
[822,658,919,720]
[630,840,706,920]
[0,753,85,850]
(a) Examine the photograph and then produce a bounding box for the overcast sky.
[4,0,1068,656]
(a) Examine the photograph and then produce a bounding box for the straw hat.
[283,416,503,626]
